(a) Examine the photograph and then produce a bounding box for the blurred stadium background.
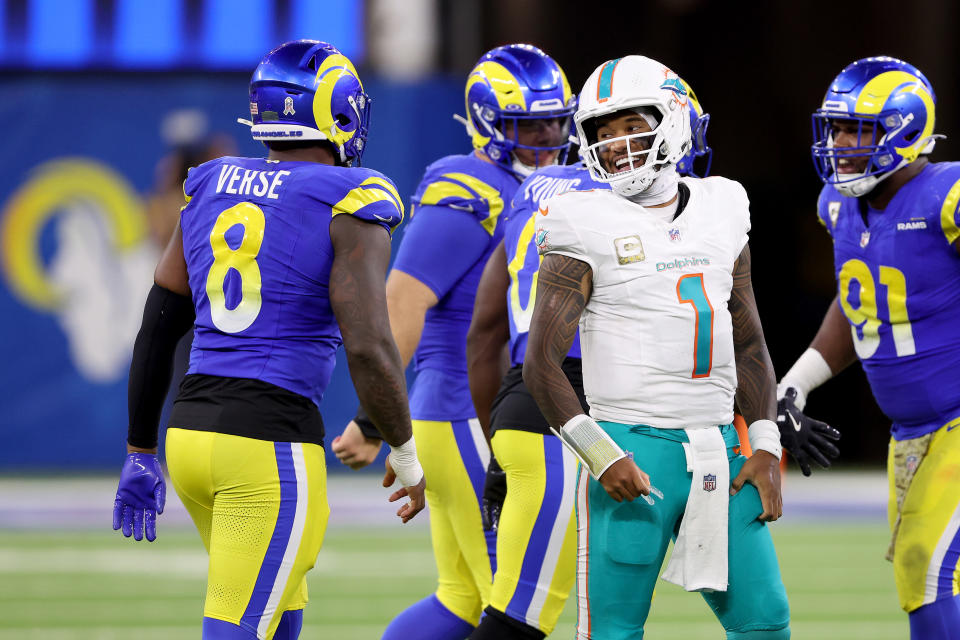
[2,0,955,636]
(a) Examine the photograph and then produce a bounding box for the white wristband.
[388,437,423,488]
[553,414,627,479]
[748,419,782,460]
[778,348,833,410]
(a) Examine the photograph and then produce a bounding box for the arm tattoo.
[730,244,777,424]
[523,254,592,429]
[330,216,413,447]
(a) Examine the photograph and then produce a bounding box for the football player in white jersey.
[523,55,791,639]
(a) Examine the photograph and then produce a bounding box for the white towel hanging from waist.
[661,425,730,592]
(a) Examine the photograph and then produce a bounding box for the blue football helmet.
[675,78,712,178]
[464,44,576,176]
[812,56,938,197]
[243,40,370,166]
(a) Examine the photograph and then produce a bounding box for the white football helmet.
[576,55,692,197]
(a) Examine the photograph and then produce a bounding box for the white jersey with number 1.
[536,176,750,430]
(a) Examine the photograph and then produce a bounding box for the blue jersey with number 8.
[816,161,960,439]
[179,156,403,407]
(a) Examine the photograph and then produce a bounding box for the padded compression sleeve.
[127,284,196,449]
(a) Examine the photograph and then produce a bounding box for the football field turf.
[0,474,907,638]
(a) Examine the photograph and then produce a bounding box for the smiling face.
[829,118,878,175]
[589,108,657,174]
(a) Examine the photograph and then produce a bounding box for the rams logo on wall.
[1,158,157,382]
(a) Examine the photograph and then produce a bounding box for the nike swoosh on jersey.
[373,213,392,222]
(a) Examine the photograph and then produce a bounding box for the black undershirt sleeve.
[127,284,195,449]
[354,405,383,441]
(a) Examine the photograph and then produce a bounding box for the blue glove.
[113,452,166,542]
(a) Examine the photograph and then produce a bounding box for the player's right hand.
[113,452,166,542]
[776,387,841,477]
[383,457,426,523]
[481,456,507,532]
[731,450,782,522]
[332,420,383,470]
[598,456,651,502]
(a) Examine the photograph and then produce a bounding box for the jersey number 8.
[206,202,265,333]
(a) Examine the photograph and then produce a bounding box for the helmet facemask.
[810,57,941,197]
[502,113,573,177]
[579,105,689,197]
[813,113,896,197]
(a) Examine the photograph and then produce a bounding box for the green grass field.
[0,519,907,639]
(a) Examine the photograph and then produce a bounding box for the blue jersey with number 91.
[179,156,403,407]
[504,162,608,366]
[816,161,960,439]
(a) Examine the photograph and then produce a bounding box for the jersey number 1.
[206,202,265,333]
[677,273,714,378]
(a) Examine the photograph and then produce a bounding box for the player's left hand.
[382,456,426,524]
[776,387,841,477]
[332,420,383,470]
[730,450,782,522]
[113,452,166,542]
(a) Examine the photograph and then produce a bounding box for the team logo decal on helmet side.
[462,44,576,176]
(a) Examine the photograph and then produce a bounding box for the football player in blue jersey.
[778,56,960,639]
[111,40,425,640]
[331,44,576,640]
[463,77,713,640]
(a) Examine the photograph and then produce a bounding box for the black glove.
[776,387,841,477]
[481,456,507,532]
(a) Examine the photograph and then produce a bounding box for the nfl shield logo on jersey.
[703,474,717,492]
[669,228,681,242]
[860,230,871,248]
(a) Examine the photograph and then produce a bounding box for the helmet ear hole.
[903,129,919,143]
[335,113,351,126]
[306,55,318,72]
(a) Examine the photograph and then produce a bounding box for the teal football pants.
[574,423,790,639]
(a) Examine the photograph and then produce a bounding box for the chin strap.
[511,156,538,178]
[620,165,679,204]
